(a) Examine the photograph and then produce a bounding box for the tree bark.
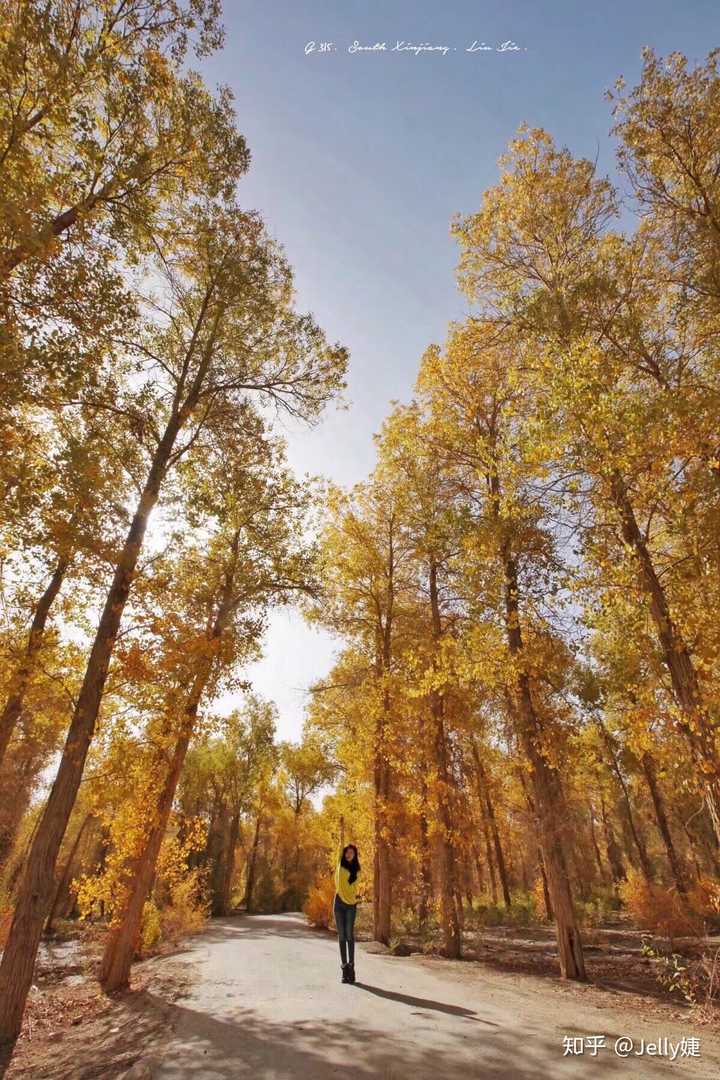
[207,799,229,916]
[372,518,396,946]
[517,769,554,920]
[538,848,553,921]
[600,789,627,885]
[428,560,462,959]
[640,752,688,896]
[0,743,45,868]
[588,804,606,882]
[220,811,241,915]
[472,842,487,896]
[481,813,499,904]
[471,738,511,908]
[244,811,263,913]
[373,743,392,945]
[499,540,585,980]
[45,814,92,934]
[610,471,720,842]
[100,529,241,992]
[417,774,432,929]
[598,720,654,882]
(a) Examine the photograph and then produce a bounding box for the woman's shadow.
[353,983,499,1026]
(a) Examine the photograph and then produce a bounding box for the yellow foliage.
[304,876,335,929]
[141,900,162,953]
[687,877,720,919]
[619,871,701,940]
[138,873,207,957]
[158,873,208,947]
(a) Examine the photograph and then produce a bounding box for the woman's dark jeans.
[334,894,357,966]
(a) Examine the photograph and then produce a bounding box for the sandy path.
[147,913,720,1079]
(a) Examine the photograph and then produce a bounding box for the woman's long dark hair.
[340,844,360,885]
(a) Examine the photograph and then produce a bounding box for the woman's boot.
[347,962,356,984]
[341,963,350,983]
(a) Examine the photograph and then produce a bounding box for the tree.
[309,478,413,944]
[0,0,245,282]
[417,320,587,979]
[182,699,277,915]
[0,197,346,1047]
[96,416,335,990]
[374,406,465,958]
[453,124,720,846]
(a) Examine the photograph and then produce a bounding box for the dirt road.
[151,914,720,1079]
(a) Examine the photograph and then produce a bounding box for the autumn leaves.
[307,53,720,982]
[0,0,346,1057]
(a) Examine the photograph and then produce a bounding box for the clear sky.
[206,0,719,740]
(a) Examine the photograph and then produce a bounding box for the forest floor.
[5,913,720,1078]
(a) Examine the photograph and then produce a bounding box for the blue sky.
[206,0,719,740]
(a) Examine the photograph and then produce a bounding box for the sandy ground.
[145,913,720,1080]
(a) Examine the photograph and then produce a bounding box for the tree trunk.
[221,811,241,915]
[517,769,554,920]
[417,775,432,929]
[0,744,45,868]
[588,805,606,882]
[600,790,626,885]
[45,814,92,934]
[598,720,654,882]
[100,668,209,992]
[100,727,194,991]
[472,842,487,896]
[499,540,585,980]
[0,555,70,772]
[373,746,392,945]
[610,471,720,841]
[428,560,461,959]
[640,752,688,896]
[471,738,511,908]
[682,822,707,882]
[538,848,553,921]
[100,523,241,991]
[482,814,499,904]
[207,800,229,916]
[372,519,396,946]
[244,812,263,912]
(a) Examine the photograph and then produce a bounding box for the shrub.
[507,891,538,927]
[687,877,720,922]
[304,876,335,929]
[641,940,720,1013]
[467,899,505,928]
[619,870,701,941]
[398,903,432,934]
[255,868,279,913]
[158,870,208,947]
[578,889,620,927]
[138,871,207,957]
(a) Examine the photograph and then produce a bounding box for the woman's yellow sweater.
[335,863,358,905]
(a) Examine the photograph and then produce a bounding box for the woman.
[334,844,360,984]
